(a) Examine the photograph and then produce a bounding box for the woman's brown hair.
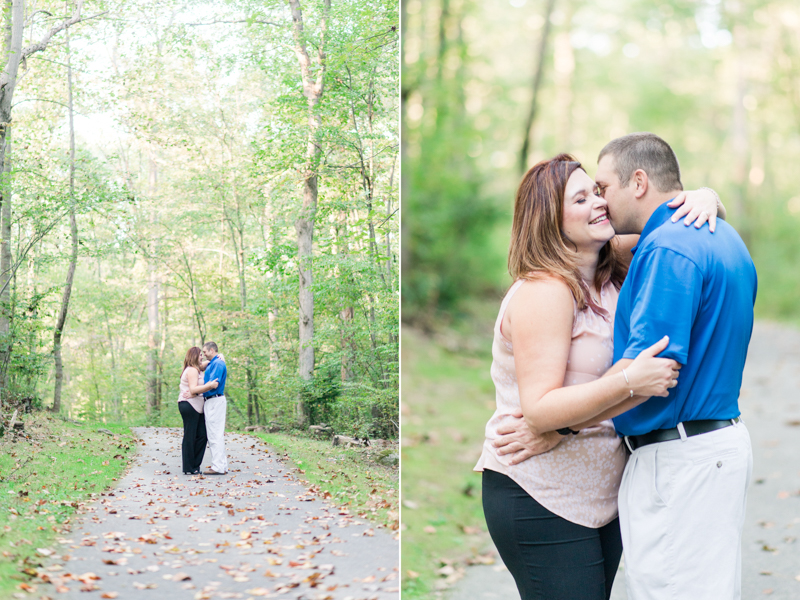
[183,347,202,373]
[508,153,628,311]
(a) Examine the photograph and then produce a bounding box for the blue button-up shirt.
[202,355,227,398]
[612,202,757,437]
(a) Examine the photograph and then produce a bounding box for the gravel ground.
[37,427,399,599]
[447,321,800,600]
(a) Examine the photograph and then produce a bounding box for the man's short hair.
[203,341,218,353]
[598,132,683,193]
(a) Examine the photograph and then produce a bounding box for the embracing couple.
[177,341,229,476]
[475,133,756,600]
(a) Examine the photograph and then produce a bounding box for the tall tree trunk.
[400,0,413,284]
[385,156,396,288]
[0,0,22,409]
[146,157,160,417]
[52,27,79,414]
[518,0,556,174]
[732,23,751,248]
[97,253,120,421]
[262,191,280,373]
[288,0,331,425]
[553,4,574,149]
[226,215,247,311]
[25,228,36,393]
[336,209,354,382]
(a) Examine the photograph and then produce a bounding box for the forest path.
[447,321,800,600]
[42,427,399,599]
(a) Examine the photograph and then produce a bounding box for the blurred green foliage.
[402,0,800,323]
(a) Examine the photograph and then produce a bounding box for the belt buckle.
[624,436,634,454]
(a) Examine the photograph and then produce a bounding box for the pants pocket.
[690,447,738,465]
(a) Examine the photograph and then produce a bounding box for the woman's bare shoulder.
[514,275,573,302]
[506,275,574,325]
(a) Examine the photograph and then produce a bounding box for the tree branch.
[186,19,279,27]
[21,3,109,61]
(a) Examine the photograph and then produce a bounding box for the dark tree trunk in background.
[52,27,79,414]
[518,0,556,175]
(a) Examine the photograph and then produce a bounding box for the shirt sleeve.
[621,247,703,364]
[202,361,219,396]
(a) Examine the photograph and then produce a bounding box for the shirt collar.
[630,200,676,255]
[208,355,219,366]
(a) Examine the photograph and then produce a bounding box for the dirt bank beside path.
[448,321,800,600]
[39,427,399,599]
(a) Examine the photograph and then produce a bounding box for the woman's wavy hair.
[183,347,202,373]
[508,153,628,311]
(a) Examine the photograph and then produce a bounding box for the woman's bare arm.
[186,367,217,395]
[509,280,675,435]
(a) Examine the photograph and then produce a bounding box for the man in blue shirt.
[595,133,756,600]
[201,341,228,475]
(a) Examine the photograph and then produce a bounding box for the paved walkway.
[40,428,399,599]
[448,321,800,599]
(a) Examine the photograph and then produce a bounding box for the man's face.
[201,347,210,361]
[595,154,636,234]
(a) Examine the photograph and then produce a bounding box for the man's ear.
[632,169,648,199]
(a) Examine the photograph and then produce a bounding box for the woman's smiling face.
[561,168,616,252]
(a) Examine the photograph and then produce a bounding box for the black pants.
[482,469,622,600]
[178,402,207,473]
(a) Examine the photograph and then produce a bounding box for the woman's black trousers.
[178,401,207,473]
[482,469,623,600]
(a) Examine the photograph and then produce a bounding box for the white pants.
[619,421,752,600]
[204,395,228,474]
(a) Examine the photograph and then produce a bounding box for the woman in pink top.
[179,346,219,475]
[474,154,723,599]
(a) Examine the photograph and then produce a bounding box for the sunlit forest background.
[400,0,800,595]
[403,0,800,321]
[0,0,399,437]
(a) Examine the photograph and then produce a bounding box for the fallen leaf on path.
[100,593,118,599]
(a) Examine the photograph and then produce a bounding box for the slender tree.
[288,0,331,423]
[51,27,79,414]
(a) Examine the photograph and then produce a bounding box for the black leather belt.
[624,417,740,452]
[206,393,224,399]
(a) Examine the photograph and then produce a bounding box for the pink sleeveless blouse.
[474,279,627,528]
[179,367,205,414]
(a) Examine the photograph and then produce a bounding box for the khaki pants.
[204,395,228,474]
[619,421,752,600]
